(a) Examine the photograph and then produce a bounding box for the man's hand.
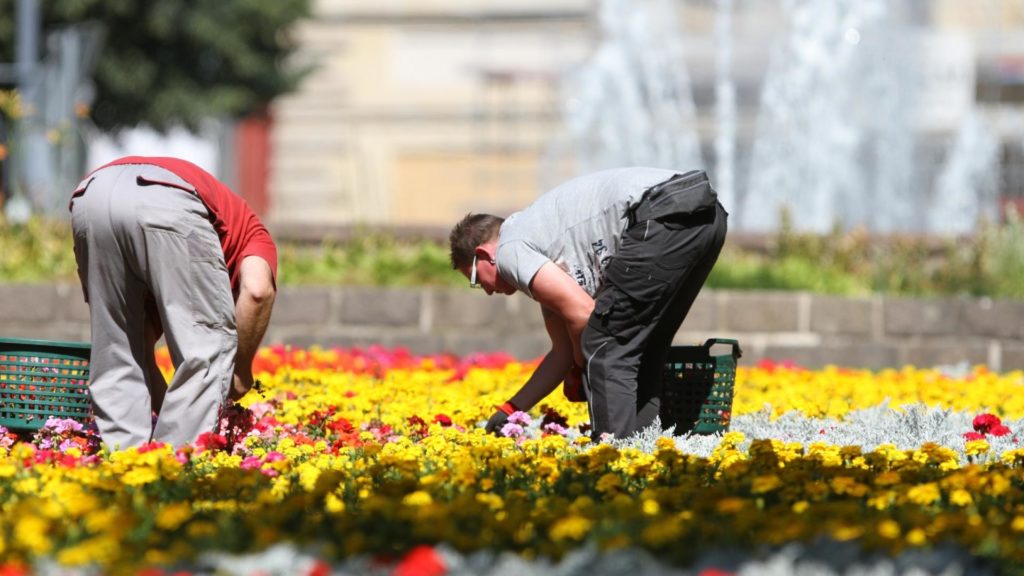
[485,410,510,434]
[229,367,254,401]
[485,402,516,434]
[563,363,586,402]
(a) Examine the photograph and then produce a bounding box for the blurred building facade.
[264,0,1024,234]
[267,0,590,233]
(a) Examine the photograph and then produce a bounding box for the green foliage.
[707,250,870,295]
[978,209,1024,299]
[277,233,463,287]
[7,214,1024,300]
[0,0,312,132]
[0,217,78,282]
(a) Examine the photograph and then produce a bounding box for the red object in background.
[235,108,272,217]
[394,546,446,576]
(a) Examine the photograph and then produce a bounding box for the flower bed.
[0,346,1022,574]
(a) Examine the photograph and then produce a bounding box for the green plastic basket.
[660,338,742,435]
[0,337,92,431]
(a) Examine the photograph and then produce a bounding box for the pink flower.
[542,422,568,436]
[508,411,532,426]
[500,423,524,438]
[240,456,262,470]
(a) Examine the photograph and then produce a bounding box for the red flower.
[307,560,331,576]
[394,545,446,576]
[973,413,1002,434]
[194,432,228,452]
[697,569,734,576]
[963,431,987,441]
[328,417,356,435]
[991,424,1012,437]
[433,414,453,427]
[137,441,166,453]
[408,415,430,438]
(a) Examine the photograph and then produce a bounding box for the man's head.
[449,213,515,295]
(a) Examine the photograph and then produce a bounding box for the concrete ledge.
[5,283,1024,370]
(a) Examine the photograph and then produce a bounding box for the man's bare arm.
[527,261,595,366]
[230,255,276,400]
[507,306,575,410]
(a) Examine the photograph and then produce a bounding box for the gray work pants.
[70,164,237,449]
[581,202,727,440]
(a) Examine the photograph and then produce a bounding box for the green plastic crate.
[0,337,92,431]
[660,338,742,435]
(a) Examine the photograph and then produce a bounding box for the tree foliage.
[0,0,312,132]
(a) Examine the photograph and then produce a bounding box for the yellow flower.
[596,472,623,494]
[965,439,990,457]
[15,515,51,555]
[906,528,927,545]
[949,489,973,507]
[751,474,782,494]
[155,502,193,530]
[402,491,433,506]
[550,515,592,542]
[906,483,941,506]
[642,499,660,516]
[830,523,863,541]
[122,466,160,486]
[877,519,901,539]
[1011,516,1024,532]
[325,493,346,513]
[0,461,18,478]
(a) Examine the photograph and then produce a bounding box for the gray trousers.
[581,202,727,439]
[70,164,237,449]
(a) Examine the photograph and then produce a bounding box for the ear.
[474,244,496,263]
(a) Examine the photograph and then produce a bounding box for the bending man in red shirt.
[69,156,278,449]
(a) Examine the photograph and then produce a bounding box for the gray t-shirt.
[496,167,676,298]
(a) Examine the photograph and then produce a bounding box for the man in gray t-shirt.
[449,167,727,440]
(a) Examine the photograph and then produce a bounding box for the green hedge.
[4,214,1024,298]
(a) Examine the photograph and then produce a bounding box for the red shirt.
[89,156,278,292]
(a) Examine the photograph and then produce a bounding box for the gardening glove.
[485,402,516,434]
[563,364,586,402]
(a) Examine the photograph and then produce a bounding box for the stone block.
[503,293,546,332]
[498,333,550,361]
[0,321,89,343]
[0,284,59,323]
[55,283,91,323]
[339,287,421,327]
[763,343,899,370]
[281,331,380,350]
[271,286,334,326]
[900,342,988,368]
[999,344,1024,372]
[960,298,1024,339]
[386,332,447,356]
[430,288,503,329]
[883,298,960,336]
[443,333,516,357]
[680,292,716,331]
[722,291,800,333]
[810,295,874,336]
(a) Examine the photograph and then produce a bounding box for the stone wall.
[4,283,1024,370]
